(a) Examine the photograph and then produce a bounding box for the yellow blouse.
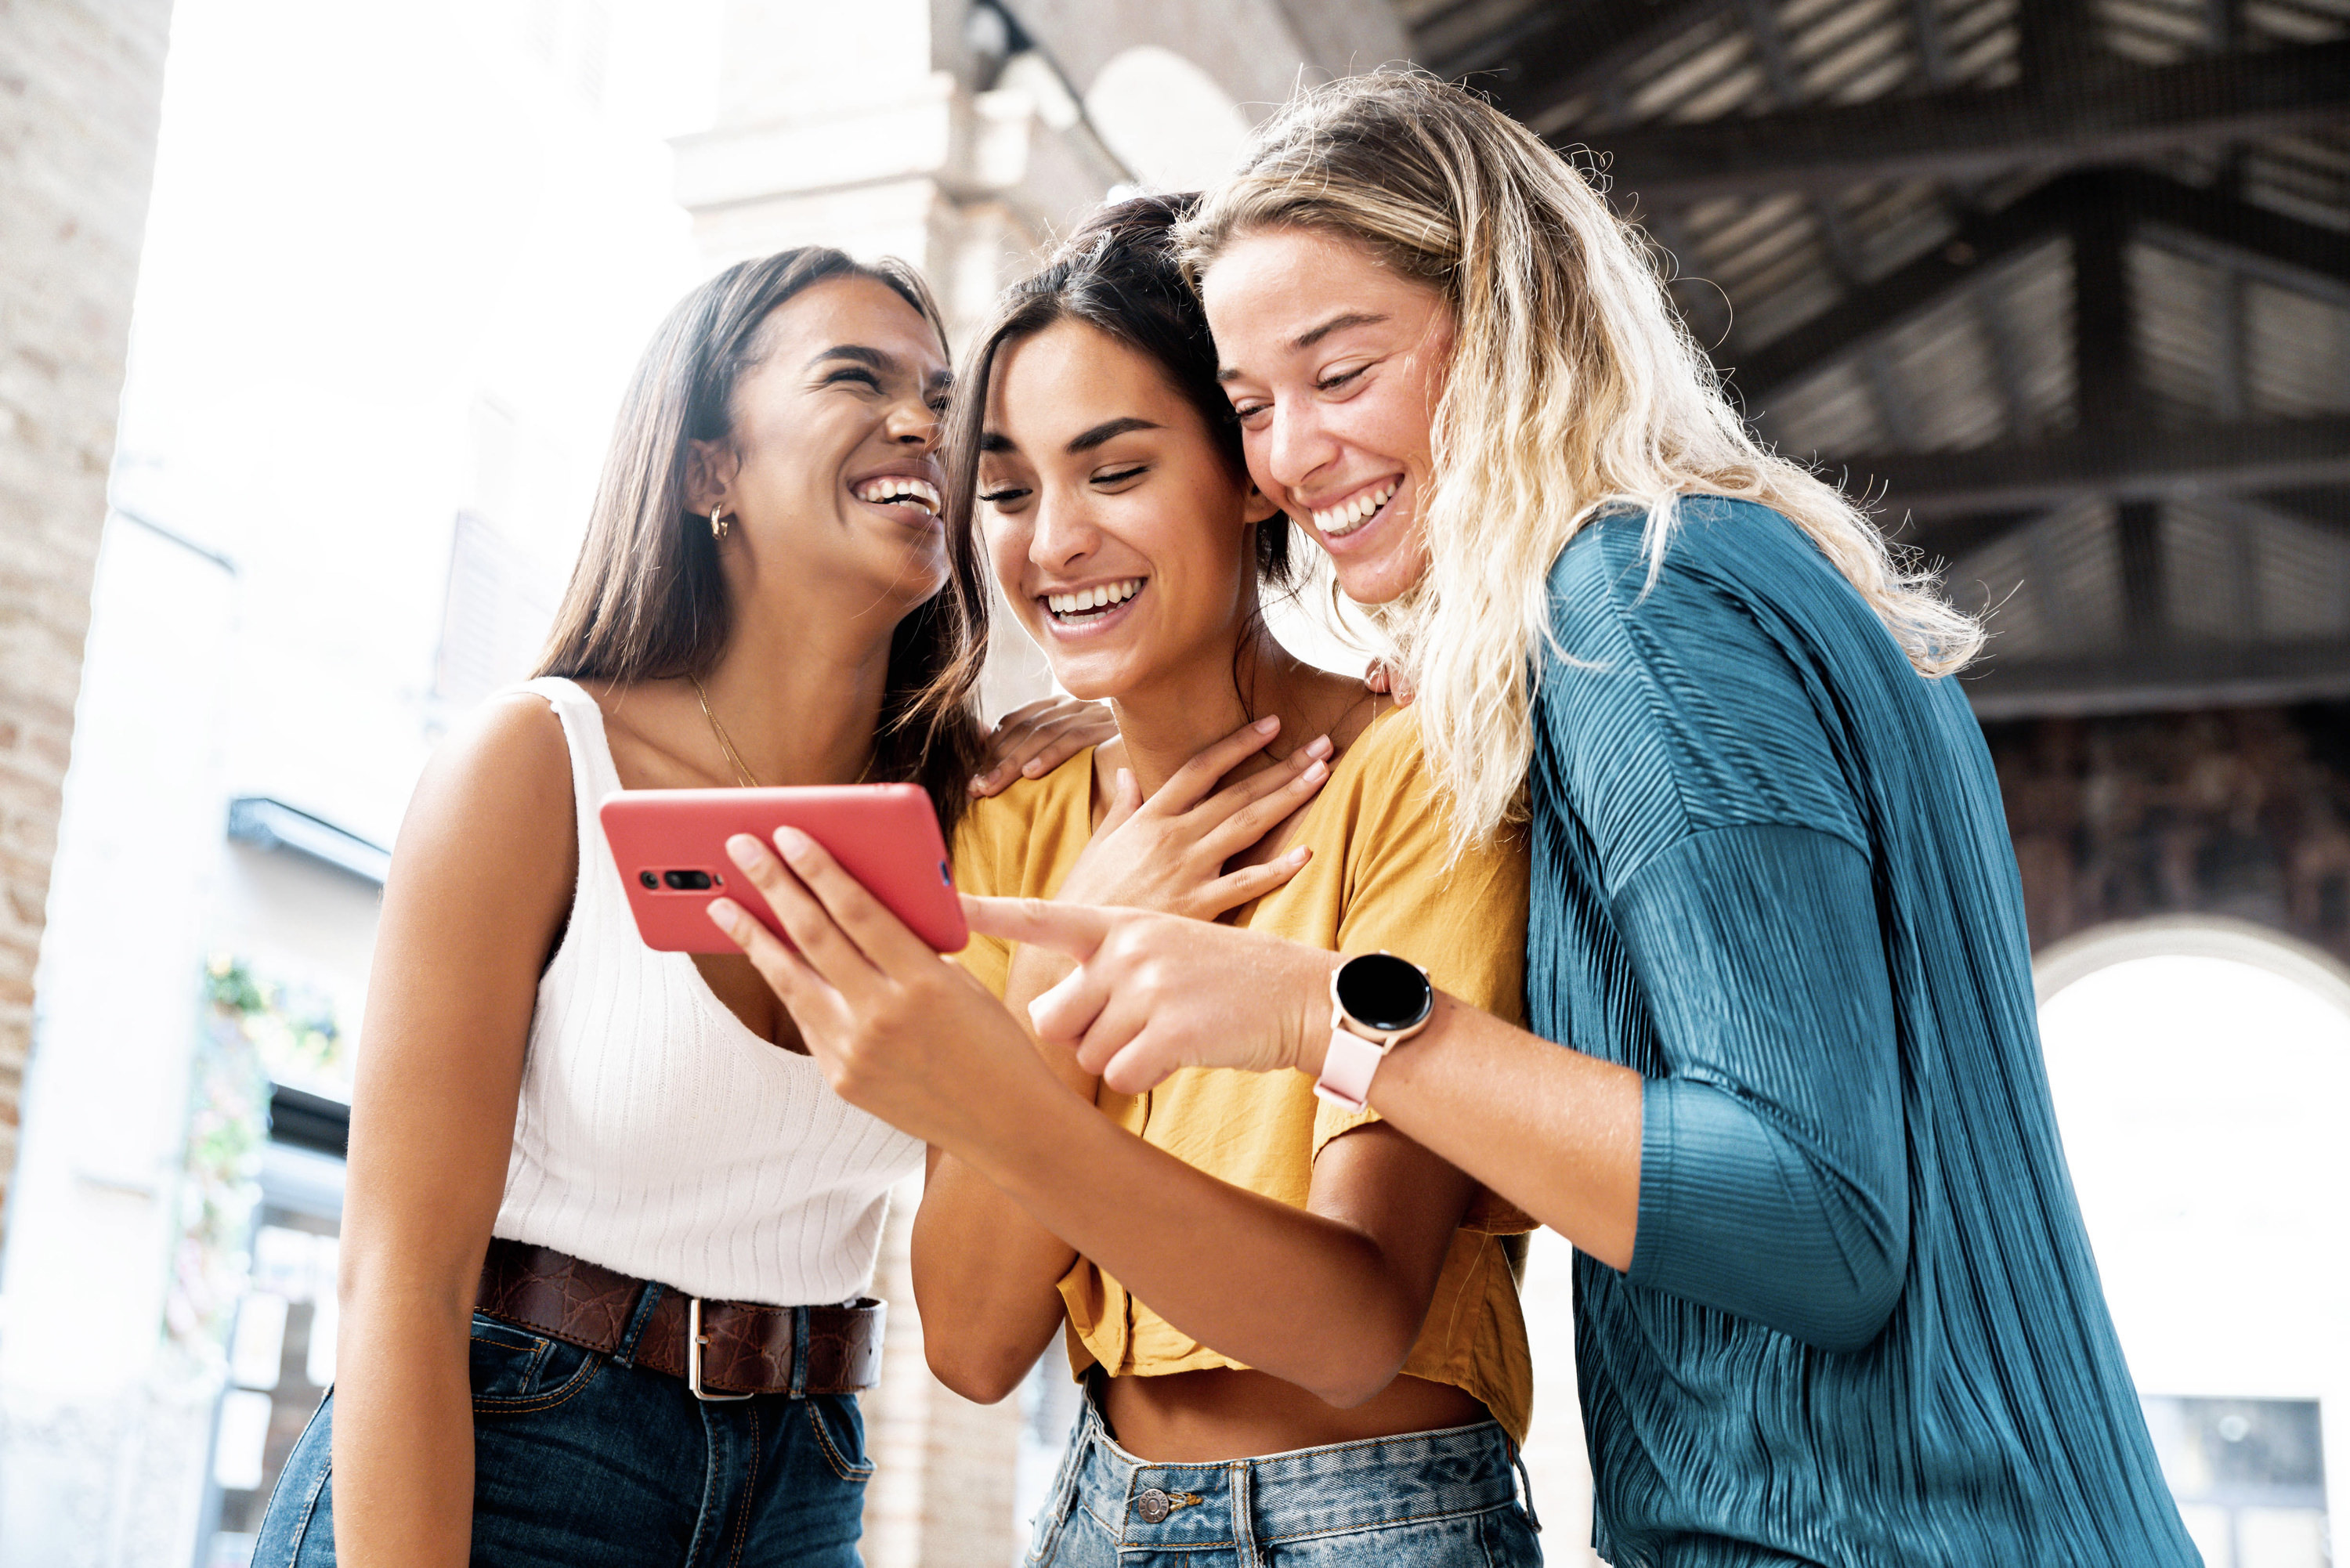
[953,706,1536,1441]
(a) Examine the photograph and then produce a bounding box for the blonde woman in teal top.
[909,74,2207,1566]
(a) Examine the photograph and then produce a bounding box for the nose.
[1029,486,1099,575]
[886,390,939,450]
[1259,399,1339,505]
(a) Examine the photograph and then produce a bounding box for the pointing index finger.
[960,894,1115,959]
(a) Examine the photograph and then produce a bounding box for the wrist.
[1311,952,1437,1112]
[1290,949,1344,1076]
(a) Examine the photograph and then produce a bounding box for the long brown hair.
[538,247,985,836]
[920,194,1299,716]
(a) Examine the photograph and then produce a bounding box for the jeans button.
[1134,1487,1170,1524]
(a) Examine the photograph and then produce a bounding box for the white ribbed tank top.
[491,677,924,1304]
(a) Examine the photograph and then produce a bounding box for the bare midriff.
[1097,1366,1488,1464]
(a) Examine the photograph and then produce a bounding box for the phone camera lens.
[639,871,659,890]
[663,869,715,891]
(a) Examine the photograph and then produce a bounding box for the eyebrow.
[1217,311,1393,384]
[811,344,891,371]
[811,342,952,396]
[978,416,1163,457]
[1068,417,1160,453]
[1295,311,1388,350]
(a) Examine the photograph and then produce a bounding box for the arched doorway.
[2037,917,2350,1568]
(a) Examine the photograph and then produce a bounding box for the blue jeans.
[1025,1386,1542,1566]
[251,1310,871,1566]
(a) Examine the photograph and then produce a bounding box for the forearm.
[954,1084,1435,1407]
[910,1147,1079,1402]
[910,952,1100,1399]
[1363,992,1645,1271]
[328,1277,477,1566]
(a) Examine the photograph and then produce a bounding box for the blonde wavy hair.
[1177,70,1982,846]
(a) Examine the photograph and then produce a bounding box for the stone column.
[673,0,1122,345]
[0,0,177,1234]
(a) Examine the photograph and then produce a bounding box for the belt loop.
[1509,1435,1543,1533]
[612,1281,663,1369]
[1231,1459,1262,1568]
[788,1304,812,1400]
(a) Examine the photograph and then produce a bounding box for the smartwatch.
[1313,952,1436,1111]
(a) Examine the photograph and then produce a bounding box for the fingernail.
[1289,847,1311,864]
[1301,759,1327,785]
[707,898,744,936]
[969,773,988,793]
[772,826,810,859]
[1255,716,1280,734]
[725,833,761,867]
[1022,758,1044,776]
[1306,735,1333,759]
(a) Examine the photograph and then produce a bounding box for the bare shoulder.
[409,691,571,827]
[392,690,576,903]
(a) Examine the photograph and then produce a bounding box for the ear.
[685,439,741,515]
[1241,482,1285,528]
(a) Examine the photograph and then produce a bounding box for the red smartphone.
[598,784,967,956]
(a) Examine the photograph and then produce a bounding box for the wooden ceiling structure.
[1401,0,2350,717]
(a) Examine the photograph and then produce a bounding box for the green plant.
[163,956,346,1364]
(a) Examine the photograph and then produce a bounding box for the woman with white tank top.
[251,247,1075,1567]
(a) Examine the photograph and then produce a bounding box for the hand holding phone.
[600,784,966,955]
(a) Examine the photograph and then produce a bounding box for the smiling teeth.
[855,476,942,514]
[1311,482,1397,538]
[1045,578,1144,616]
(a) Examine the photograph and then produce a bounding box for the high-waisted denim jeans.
[1025,1385,1542,1566]
[251,1308,871,1567]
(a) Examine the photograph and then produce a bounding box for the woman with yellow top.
[705,196,1541,1566]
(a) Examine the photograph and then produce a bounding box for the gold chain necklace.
[691,675,760,787]
[689,676,874,787]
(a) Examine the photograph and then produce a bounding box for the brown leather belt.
[476,1238,885,1400]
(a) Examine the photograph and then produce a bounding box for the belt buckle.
[687,1296,755,1403]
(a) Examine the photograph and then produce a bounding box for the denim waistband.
[1051,1384,1529,1554]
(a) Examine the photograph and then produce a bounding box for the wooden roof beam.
[2110,168,2350,309]
[1730,174,2089,403]
[1431,0,1734,127]
[1820,414,2350,515]
[1585,41,2350,200]
[1728,168,2349,406]
[1965,635,2350,719]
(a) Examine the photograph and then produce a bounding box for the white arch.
[2034,916,2350,1563]
[2035,913,2350,1014]
[1081,46,1252,193]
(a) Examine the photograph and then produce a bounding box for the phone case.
[598,783,967,955]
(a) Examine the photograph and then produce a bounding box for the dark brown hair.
[537,247,984,836]
[920,193,1298,712]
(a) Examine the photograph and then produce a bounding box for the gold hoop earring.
[710,505,730,540]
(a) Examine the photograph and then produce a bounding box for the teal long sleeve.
[1620,825,1907,1353]
[1526,498,2198,1567]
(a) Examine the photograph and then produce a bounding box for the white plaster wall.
[0,518,237,1568]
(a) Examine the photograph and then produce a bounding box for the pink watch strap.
[1314,1028,1387,1111]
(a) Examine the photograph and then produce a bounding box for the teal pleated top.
[1527,497,2199,1566]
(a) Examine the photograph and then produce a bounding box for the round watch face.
[1335,952,1434,1035]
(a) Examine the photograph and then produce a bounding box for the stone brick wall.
[0,0,176,1230]
[1987,703,2350,963]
